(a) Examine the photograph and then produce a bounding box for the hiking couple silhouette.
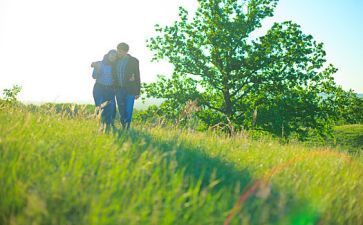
[91,42,140,132]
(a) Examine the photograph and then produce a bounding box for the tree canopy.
[145,0,357,138]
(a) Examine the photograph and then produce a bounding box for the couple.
[91,42,140,131]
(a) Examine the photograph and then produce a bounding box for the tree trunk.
[222,73,233,118]
[252,108,258,128]
[223,90,233,117]
[223,89,234,136]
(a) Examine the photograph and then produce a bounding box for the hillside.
[0,104,362,225]
[332,124,363,151]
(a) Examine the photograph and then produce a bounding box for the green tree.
[145,0,340,137]
[2,85,22,103]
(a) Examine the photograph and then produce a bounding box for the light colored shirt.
[116,57,129,87]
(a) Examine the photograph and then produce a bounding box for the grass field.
[332,124,363,152]
[0,104,362,225]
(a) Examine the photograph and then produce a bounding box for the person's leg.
[110,97,117,131]
[110,94,117,125]
[115,88,127,129]
[93,83,104,106]
[93,83,105,127]
[124,95,135,129]
[94,84,108,131]
[102,87,116,128]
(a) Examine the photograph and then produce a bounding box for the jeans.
[115,88,135,129]
[93,83,116,126]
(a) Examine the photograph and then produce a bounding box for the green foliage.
[2,85,22,103]
[334,89,363,125]
[145,0,344,139]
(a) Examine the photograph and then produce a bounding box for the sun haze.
[0,0,362,103]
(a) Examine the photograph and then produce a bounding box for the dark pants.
[93,83,116,126]
[115,88,135,129]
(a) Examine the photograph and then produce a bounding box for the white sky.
[0,0,362,104]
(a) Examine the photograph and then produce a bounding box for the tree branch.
[199,96,225,114]
[232,83,257,105]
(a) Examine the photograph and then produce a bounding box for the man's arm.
[91,61,102,79]
[91,61,101,69]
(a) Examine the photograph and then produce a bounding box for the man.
[114,42,140,129]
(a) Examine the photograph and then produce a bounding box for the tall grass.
[0,104,362,225]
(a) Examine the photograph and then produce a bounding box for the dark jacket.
[115,54,141,96]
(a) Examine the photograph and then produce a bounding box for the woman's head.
[107,50,117,62]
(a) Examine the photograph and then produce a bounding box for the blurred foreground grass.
[0,104,362,225]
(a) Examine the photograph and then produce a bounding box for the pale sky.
[0,0,362,104]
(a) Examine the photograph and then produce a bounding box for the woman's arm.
[92,68,98,79]
[91,61,102,79]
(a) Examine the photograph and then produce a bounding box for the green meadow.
[331,125,363,152]
[0,104,362,225]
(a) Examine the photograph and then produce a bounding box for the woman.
[91,50,117,131]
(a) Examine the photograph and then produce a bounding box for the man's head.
[117,42,129,58]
